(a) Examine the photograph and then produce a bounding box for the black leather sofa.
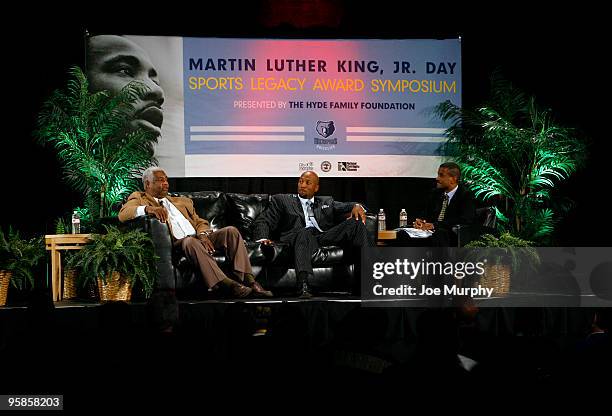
[127,191,377,297]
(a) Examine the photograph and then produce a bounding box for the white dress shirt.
[446,185,459,203]
[298,195,322,231]
[136,197,196,239]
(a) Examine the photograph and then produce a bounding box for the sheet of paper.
[395,227,434,239]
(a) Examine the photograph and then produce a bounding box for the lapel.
[292,194,306,224]
[166,196,189,219]
[313,196,322,221]
[142,193,177,234]
[163,195,195,235]
[143,193,162,207]
[446,186,460,210]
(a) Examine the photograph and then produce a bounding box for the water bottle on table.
[377,208,386,231]
[71,210,81,234]
[399,209,408,228]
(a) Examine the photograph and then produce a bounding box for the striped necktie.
[306,201,323,232]
[437,193,449,221]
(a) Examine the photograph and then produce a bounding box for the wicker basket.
[97,272,132,302]
[482,264,511,296]
[63,268,78,300]
[0,270,11,306]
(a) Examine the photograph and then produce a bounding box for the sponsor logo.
[314,138,338,145]
[314,121,337,151]
[299,161,314,172]
[338,161,360,172]
[314,120,337,151]
[321,161,332,172]
[316,120,335,138]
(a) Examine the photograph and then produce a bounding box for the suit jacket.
[118,192,210,235]
[421,185,476,231]
[252,194,356,242]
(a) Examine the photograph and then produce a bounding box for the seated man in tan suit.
[119,167,272,298]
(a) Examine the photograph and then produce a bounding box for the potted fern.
[0,228,45,306]
[36,66,158,230]
[67,225,158,301]
[464,233,540,296]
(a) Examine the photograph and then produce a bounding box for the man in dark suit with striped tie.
[252,171,372,298]
[412,162,476,246]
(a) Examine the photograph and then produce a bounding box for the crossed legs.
[174,226,252,288]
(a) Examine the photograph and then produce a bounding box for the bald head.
[297,171,319,199]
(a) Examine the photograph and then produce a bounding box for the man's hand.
[413,218,434,231]
[349,204,367,224]
[145,205,169,223]
[258,239,275,246]
[197,234,215,254]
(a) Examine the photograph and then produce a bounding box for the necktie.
[437,193,449,221]
[306,201,323,232]
[160,199,183,239]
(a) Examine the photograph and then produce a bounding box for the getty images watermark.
[360,247,612,307]
[371,256,491,297]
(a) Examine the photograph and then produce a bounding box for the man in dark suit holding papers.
[412,162,476,246]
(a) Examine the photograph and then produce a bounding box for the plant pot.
[97,272,132,302]
[0,270,11,306]
[63,268,78,300]
[482,264,511,296]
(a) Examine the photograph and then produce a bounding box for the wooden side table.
[377,230,397,246]
[45,234,92,301]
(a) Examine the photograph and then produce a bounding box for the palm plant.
[36,66,158,227]
[434,73,586,242]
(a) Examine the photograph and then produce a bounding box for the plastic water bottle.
[71,211,81,234]
[377,209,386,231]
[399,209,408,227]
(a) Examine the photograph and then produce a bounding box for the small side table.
[45,234,92,301]
[377,230,397,246]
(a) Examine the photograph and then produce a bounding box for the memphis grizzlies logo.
[316,121,335,138]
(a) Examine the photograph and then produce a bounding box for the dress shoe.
[250,281,273,297]
[298,280,313,299]
[230,283,253,298]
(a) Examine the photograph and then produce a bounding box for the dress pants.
[290,219,372,277]
[173,226,252,288]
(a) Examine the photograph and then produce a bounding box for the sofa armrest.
[260,241,291,263]
[365,214,377,245]
[452,207,498,247]
[124,216,176,290]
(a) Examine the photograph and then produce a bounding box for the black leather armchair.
[453,206,497,247]
[127,191,377,297]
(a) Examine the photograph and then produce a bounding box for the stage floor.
[1,295,604,409]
